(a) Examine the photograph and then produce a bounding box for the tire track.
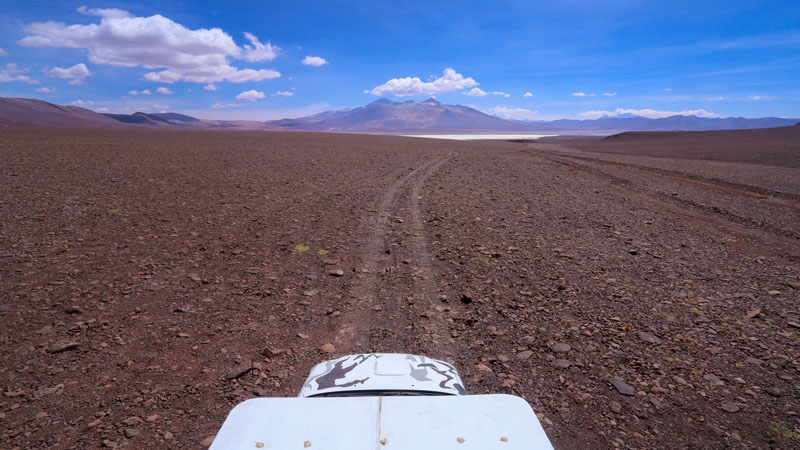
[334,152,453,354]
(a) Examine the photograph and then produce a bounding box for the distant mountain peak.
[422,97,441,105]
[370,98,393,105]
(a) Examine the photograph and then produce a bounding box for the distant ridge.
[1,96,798,133]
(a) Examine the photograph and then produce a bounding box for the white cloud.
[577,108,719,120]
[44,63,91,84]
[203,83,218,91]
[750,95,761,100]
[128,90,138,95]
[141,89,152,95]
[20,10,281,84]
[0,63,38,84]
[0,48,8,56]
[35,87,56,93]
[96,107,109,112]
[70,99,93,106]
[602,92,617,96]
[368,68,478,97]
[242,32,279,62]
[271,91,293,97]
[464,87,487,97]
[664,88,672,92]
[491,91,510,98]
[572,92,596,97]
[211,102,241,109]
[77,6,132,19]
[156,86,173,94]
[302,55,328,67]
[707,96,726,101]
[523,92,533,97]
[490,106,543,121]
[236,89,265,101]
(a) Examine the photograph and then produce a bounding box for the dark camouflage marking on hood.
[299,353,466,397]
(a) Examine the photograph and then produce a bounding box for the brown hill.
[545,126,800,167]
[0,97,127,128]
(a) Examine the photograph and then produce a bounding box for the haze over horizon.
[1,1,798,121]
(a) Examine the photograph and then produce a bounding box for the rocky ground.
[1,127,798,449]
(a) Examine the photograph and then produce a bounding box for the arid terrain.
[1,127,798,449]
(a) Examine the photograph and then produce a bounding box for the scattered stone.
[764,387,782,397]
[460,292,473,304]
[47,341,79,353]
[225,361,253,380]
[297,333,309,339]
[552,343,571,353]
[787,321,800,329]
[611,378,635,396]
[34,411,48,419]
[201,435,215,447]
[164,431,173,440]
[329,269,344,277]
[554,359,571,368]
[703,374,724,387]
[610,401,622,413]
[64,306,83,314]
[476,363,492,372]
[303,289,318,297]
[123,428,139,438]
[767,290,781,296]
[720,402,740,413]
[496,355,509,363]
[673,376,688,385]
[174,305,193,313]
[638,332,662,344]
[745,308,761,319]
[263,348,287,358]
[516,350,533,360]
[649,397,662,408]
[320,343,335,354]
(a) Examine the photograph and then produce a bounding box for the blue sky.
[1,0,799,120]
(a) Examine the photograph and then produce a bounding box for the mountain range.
[1,96,797,133]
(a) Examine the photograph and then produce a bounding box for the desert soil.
[1,127,798,449]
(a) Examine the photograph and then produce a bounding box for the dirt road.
[1,128,798,449]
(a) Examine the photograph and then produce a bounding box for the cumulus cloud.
[211,102,241,109]
[523,92,533,97]
[203,83,218,91]
[19,9,281,84]
[271,91,293,97]
[750,95,761,100]
[236,89,265,101]
[0,48,8,56]
[602,92,617,96]
[141,89,152,95]
[302,56,328,66]
[70,99,93,106]
[491,91,510,98]
[128,90,138,95]
[156,86,173,94]
[464,87,487,97]
[572,92,596,97]
[577,108,718,120]
[368,68,478,97]
[35,87,56,93]
[0,63,38,84]
[76,6,132,19]
[242,32,279,62]
[490,106,543,121]
[44,63,92,84]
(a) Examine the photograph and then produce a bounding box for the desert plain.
[1,126,799,449]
